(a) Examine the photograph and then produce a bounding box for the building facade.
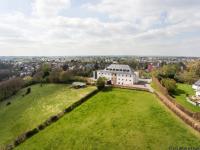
[93,64,139,86]
[192,80,200,98]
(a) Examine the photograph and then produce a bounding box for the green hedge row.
[5,89,99,150]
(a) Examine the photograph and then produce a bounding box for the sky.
[0,0,200,56]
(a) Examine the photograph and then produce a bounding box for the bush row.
[4,89,99,150]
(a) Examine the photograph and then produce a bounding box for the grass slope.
[174,83,200,112]
[17,88,200,150]
[0,84,96,147]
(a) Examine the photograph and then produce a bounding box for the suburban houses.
[93,64,139,86]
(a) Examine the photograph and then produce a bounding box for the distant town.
[0,56,199,81]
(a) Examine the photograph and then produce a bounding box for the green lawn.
[17,88,200,150]
[173,83,200,112]
[0,84,96,147]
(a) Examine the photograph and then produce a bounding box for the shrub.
[14,134,26,146]
[48,68,62,83]
[59,71,73,83]
[49,115,59,122]
[25,128,39,138]
[161,78,177,94]
[6,102,11,106]
[23,76,34,86]
[26,88,31,95]
[96,77,106,90]
[38,123,46,130]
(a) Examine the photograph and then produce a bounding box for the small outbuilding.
[72,82,86,88]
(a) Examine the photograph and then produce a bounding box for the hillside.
[0,84,96,147]
[17,88,200,150]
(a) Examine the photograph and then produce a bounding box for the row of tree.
[153,61,200,94]
[0,78,24,101]
[0,63,89,102]
[24,63,87,85]
[0,62,13,81]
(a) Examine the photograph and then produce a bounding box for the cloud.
[0,0,200,56]
[32,0,71,17]
[86,1,199,28]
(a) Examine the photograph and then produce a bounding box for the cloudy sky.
[0,0,200,56]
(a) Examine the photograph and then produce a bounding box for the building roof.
[194,80,200,86]
[97,64,135,75]
[106,64,132,71]
[98,70,133,75]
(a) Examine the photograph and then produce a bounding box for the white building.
[93,64,139,86]
[192,80,200,98]
[192,80,200,90]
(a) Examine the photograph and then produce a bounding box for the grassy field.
[0,84,96,147]
[173,83,200,112]
[17,88,200,150]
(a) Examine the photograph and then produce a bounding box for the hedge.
[4,89,99,150]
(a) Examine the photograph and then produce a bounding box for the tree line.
[0,63,89,102]
[29,63,87,85]
[153,61,200,95]
[0,78,24,101]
